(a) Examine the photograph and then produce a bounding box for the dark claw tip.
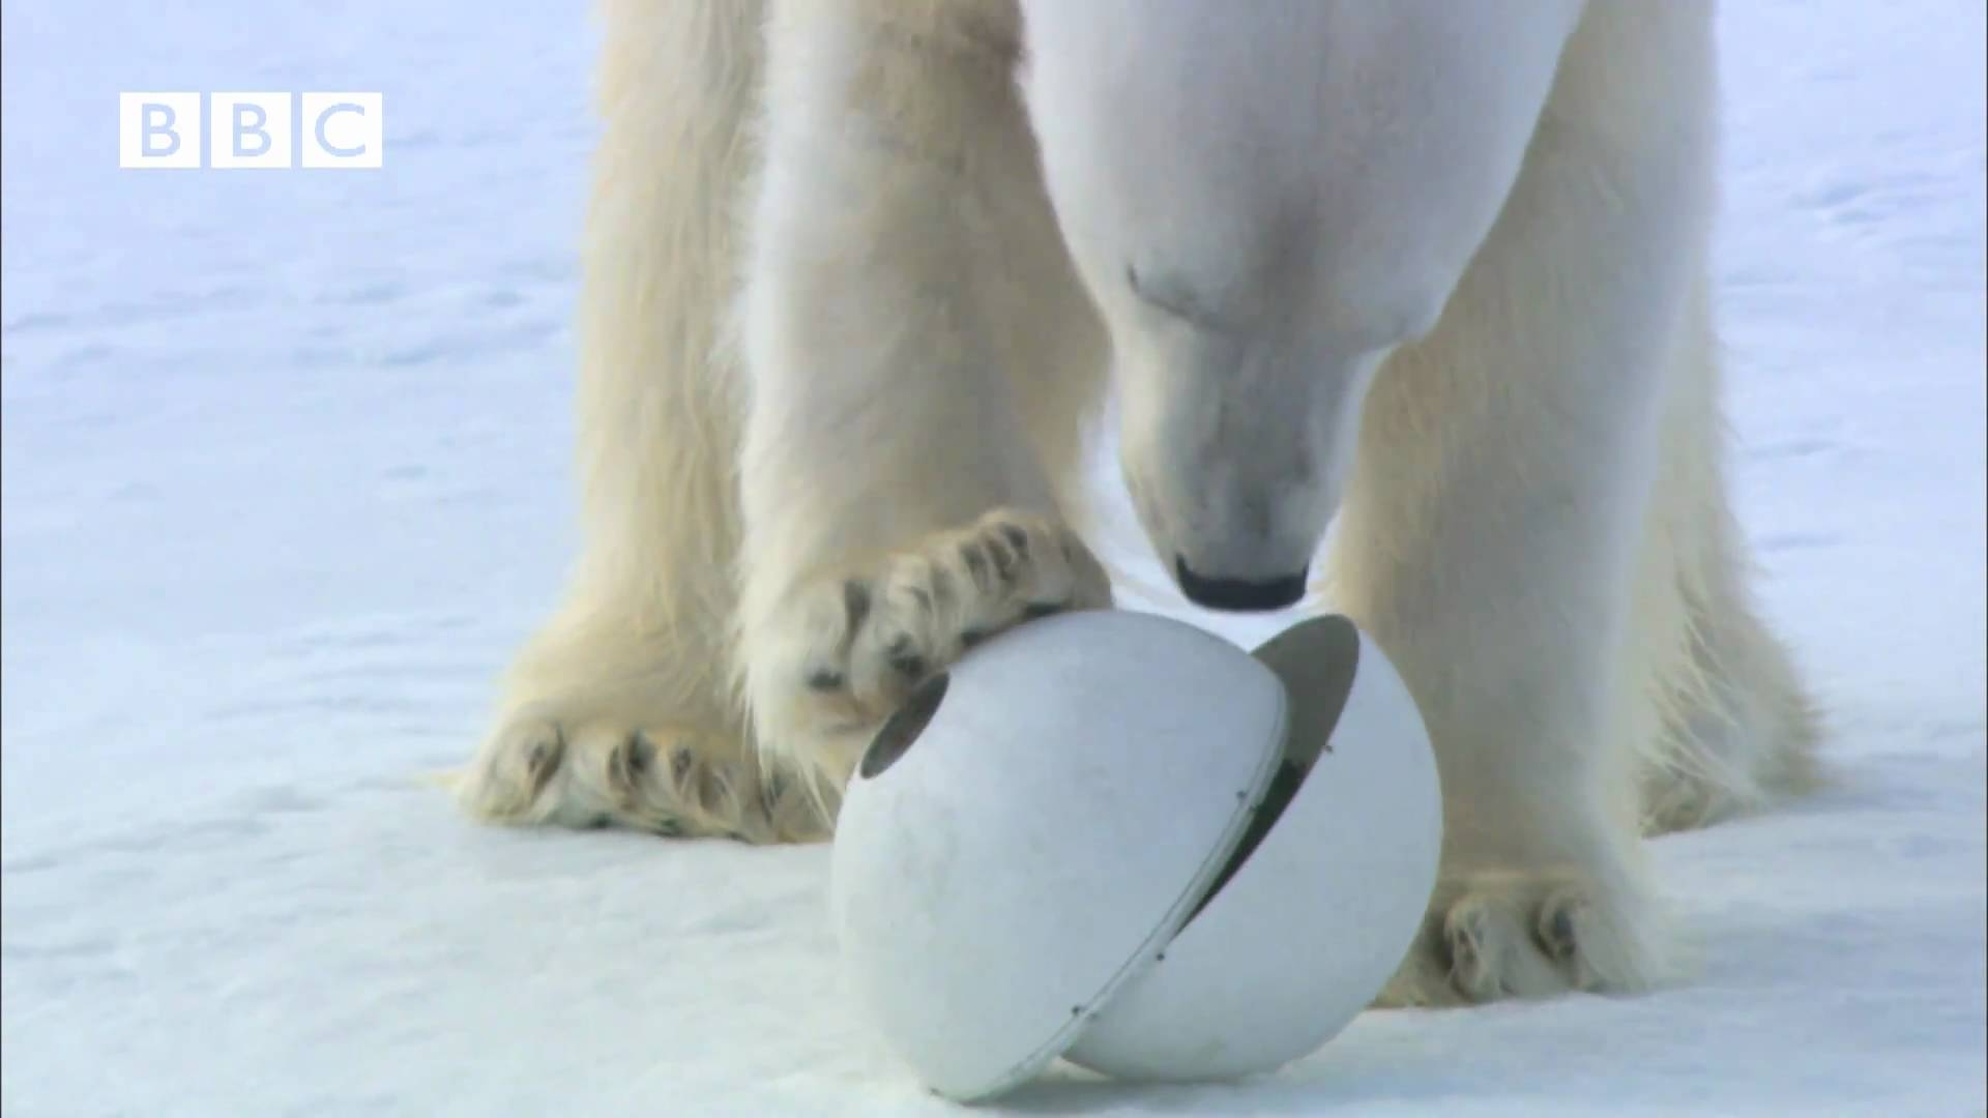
[623,733,655,774]
[885,633,927,677]
[1547,909,1578,956]
[842,580,872,626]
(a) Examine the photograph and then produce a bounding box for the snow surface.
[2,0,1982,1114]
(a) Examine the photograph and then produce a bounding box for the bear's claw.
[454,716,830,845]
[792,508,1111,721]
[760,508,1113,775]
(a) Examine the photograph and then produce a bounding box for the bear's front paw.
[759,508,1114,768]
[1372,868,1673,1008]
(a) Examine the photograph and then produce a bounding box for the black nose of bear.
[1174,557,1309,612]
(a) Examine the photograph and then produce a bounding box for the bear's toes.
[455,714,828,845]
[1372,869,1675,1008]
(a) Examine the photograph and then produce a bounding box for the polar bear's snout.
[1131,447,1332,615]
[1173,559,1310,613]
[1116,352,1361,615]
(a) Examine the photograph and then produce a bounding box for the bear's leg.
[1629,279,1824,836]
[1331,6,1724,1005]
[733,0,1113,790]
[454,0,827,843]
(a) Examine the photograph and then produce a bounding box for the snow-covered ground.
[2,1,1982,1114]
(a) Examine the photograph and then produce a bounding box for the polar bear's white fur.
[454,0,1820,1006]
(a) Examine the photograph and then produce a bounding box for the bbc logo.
[119,92,384,170]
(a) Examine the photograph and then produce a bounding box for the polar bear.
[454,0,1820,1007]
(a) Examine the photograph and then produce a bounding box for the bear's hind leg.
[455,0,822,843]
[458,613,829,844]
[1631,281,1823,837]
